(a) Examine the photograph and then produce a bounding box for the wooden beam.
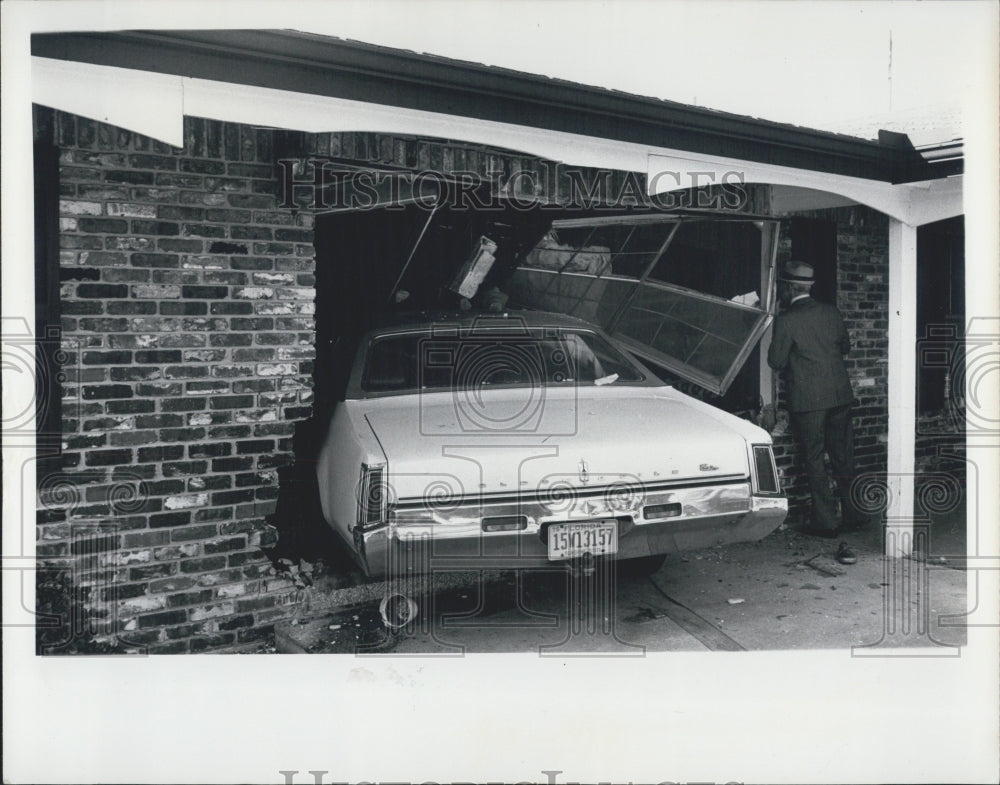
[886,218,918,557]
[648,153,962,226]
[32,56,183,147]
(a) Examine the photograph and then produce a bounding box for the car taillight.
[357,463,387,530]
[751,444,780,495]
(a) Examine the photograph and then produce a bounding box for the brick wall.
[297,130,770,211]
[37,112,316,653]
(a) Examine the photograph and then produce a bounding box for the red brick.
[138,609,187,628]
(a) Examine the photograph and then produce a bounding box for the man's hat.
[779,260,815,284]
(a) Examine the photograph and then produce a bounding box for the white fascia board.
[769,185,857,215]
[648,151,962,226]
[905,174,964,226]
[32,56,648,171]
[648,151,907,219]
[32,57,184,147]
[23,58,735,182]
[32,57,962,225]
[180,75,653,173]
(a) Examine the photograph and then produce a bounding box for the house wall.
[38,112,316,652]
[36,110,906,652]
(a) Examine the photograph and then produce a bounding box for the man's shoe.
[799,525,840,539]
[836,542,857,565]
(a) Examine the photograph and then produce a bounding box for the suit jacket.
[767,296,854,412]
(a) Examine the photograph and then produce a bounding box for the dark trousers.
[791,403,860,532]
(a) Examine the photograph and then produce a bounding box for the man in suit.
[767,260,865,542]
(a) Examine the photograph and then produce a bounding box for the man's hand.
[760,403,777,432]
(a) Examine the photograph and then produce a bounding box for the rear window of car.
[361,326,647,394]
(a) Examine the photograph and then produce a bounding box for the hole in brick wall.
[279,197,552,583]
[264,206,437,587]
[267,448,362,583]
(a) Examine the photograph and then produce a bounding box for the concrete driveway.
[273,515,968,656]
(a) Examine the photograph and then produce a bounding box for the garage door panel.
[685,333,744,377]
[509,215,779,396]
[508,268,638,328]
[617,306,666,346]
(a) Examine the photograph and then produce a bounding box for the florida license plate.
[547,520,618,560]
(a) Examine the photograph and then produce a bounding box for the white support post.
[758,223,776,407]
[886,218,918,556]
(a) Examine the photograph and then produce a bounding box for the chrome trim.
[390,474,749,510]
[357,485,787,577]
[388,480,754,540]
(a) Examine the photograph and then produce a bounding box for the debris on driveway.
[276,609,397,653]
[803,553,845,577]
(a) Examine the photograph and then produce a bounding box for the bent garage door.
[507,213,780,396]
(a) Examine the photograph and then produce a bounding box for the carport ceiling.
[31,29,957,184]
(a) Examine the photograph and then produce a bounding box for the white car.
[316,309,787,578]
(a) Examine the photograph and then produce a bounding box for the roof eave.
[31,29,953,184]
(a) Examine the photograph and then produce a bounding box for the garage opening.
[312,196,552,410]
[274,181,555,570]
[314,205,779,413]
[277,168,785,577]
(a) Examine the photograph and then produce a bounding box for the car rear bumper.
[352,481,787,577]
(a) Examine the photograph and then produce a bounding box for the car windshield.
[361,324,647,394]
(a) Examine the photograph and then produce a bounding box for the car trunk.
[363,387,750,502]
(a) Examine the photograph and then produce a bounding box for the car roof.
[368,308,599,335]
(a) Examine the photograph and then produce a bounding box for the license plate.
[547,520,618,560]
